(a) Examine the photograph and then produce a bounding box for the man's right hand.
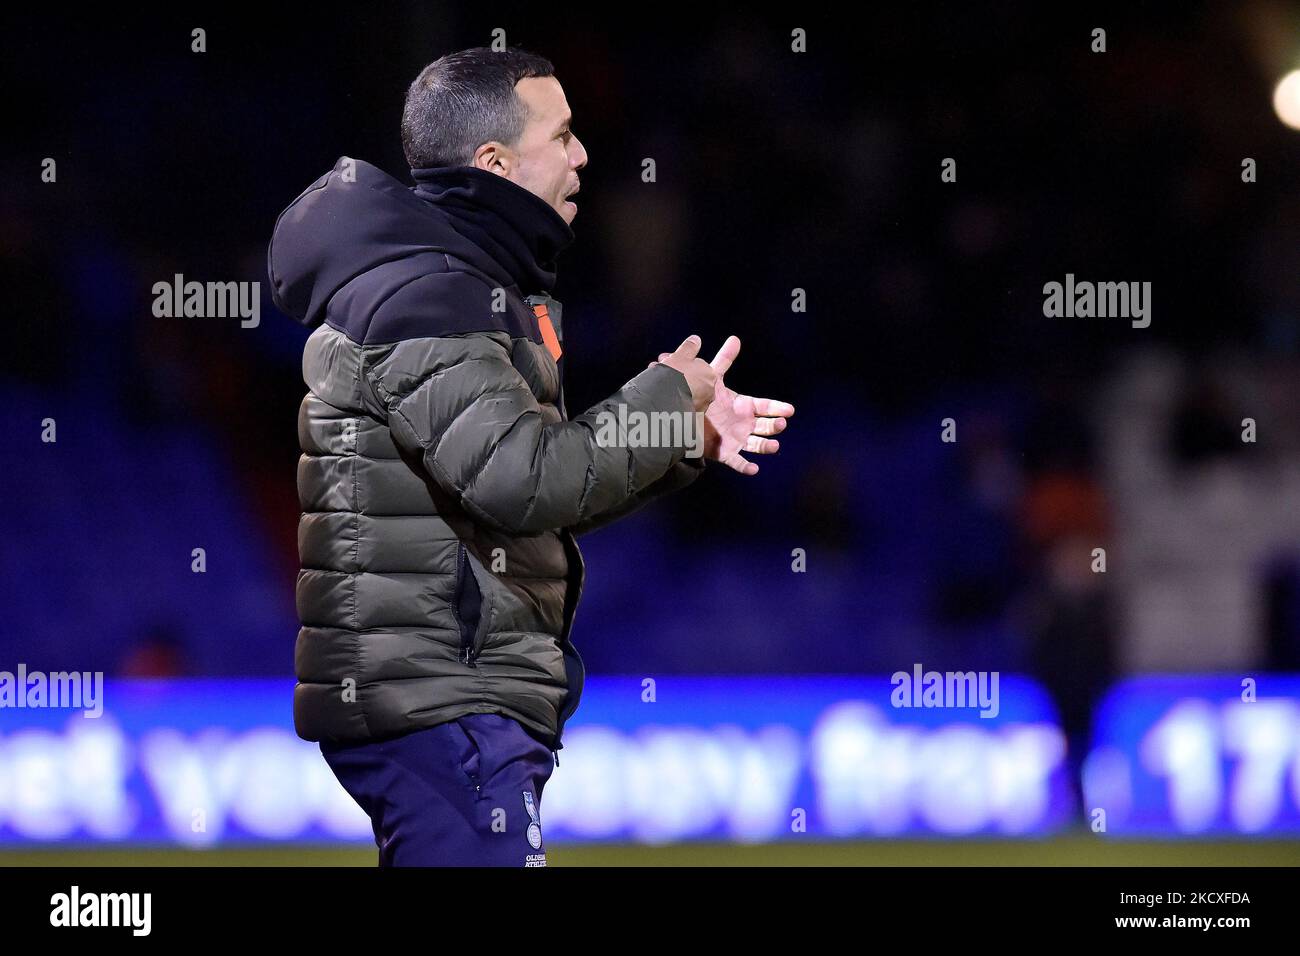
[651,335,716,412]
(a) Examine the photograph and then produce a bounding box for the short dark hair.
[402,46,556,169]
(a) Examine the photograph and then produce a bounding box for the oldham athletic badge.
[523,790,542,849]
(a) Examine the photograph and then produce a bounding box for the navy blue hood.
[268,156,574,331]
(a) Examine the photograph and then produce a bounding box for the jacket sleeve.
[569,455,707,537]
[362,329,699,536]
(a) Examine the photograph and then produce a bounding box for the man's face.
[491,76,587,225]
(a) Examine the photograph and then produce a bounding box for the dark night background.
[5,2,1300,755]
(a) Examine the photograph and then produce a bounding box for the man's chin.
[560,199,578,223]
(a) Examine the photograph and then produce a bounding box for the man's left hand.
[653,335,794,476]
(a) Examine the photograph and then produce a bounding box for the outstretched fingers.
[751,416,788,437]
[710,335,741,375]
[724,452,759,476]
[752,397,795,418]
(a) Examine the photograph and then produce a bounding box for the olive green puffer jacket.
[268,157,705,751]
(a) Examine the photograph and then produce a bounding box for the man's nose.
[572,136,588,170]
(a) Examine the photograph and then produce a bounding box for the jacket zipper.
[453,542,477,667]
[551,528,586,757]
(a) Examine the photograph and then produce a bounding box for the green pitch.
[3,835,1299,867]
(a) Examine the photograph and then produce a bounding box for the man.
[266,47,793,866]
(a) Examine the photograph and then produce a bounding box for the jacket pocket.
[447,717,483,790]
[453,542,484,665]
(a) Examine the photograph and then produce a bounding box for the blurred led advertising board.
[1085,675,1300,836]
[0,675,1073,845]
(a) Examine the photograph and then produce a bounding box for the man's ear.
[472,142,512,177]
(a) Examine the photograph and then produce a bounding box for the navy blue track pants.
[321,713,556,867]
